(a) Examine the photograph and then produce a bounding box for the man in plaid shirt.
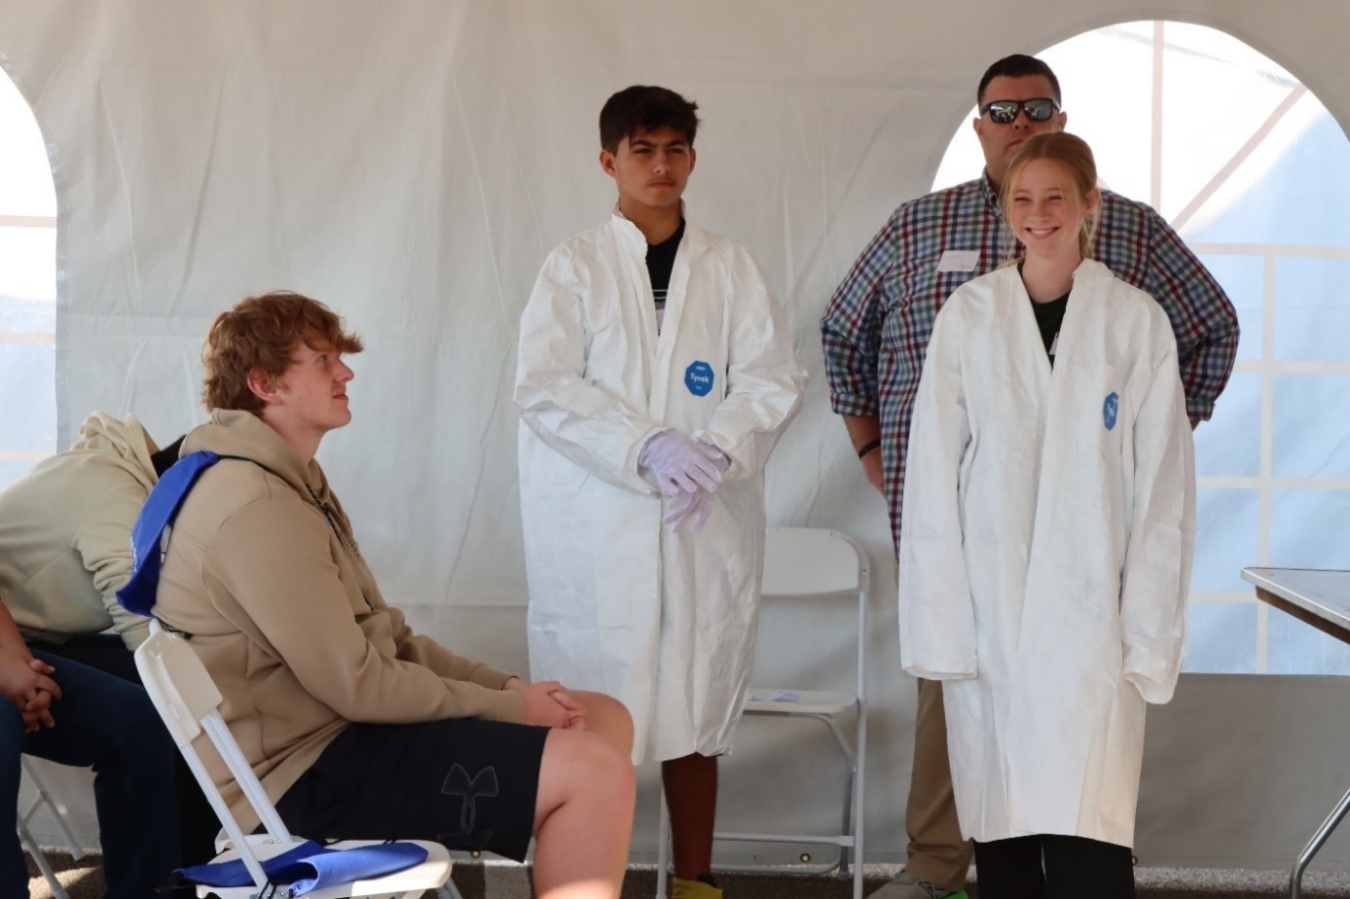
[820,54,1238,899]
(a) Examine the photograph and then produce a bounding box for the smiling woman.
[1007,161,1097,268]
[0,68,57,489]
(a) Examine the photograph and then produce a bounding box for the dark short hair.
[202,291,363,413]
[599,85,700,153]
[977,54,1062,106]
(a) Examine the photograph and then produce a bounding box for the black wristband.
[856,439,882,460]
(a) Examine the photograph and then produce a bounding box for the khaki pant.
[903,677,973,891]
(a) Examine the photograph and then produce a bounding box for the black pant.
[973,834,1135,899]
[29,635,220,866]
[3,650,182,899]
[276,718,550,862]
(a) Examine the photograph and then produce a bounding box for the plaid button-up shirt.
[821,174,1238,553]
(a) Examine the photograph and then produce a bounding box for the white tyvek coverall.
[516,212,804,763]
[899,260,1195,847]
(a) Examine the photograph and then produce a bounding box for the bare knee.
[534,728,636,828]
[575,690,634,756]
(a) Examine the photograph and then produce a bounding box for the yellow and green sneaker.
[671,875,724,899]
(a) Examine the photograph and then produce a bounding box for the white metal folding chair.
[657,527,869,899]
[16,756,86,899]
[134,621,455,899]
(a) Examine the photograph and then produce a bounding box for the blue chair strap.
[117,451,224,616]
[177,839,429,896]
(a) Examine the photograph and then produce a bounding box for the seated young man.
[152,291,636,899]
[0,600,181,899]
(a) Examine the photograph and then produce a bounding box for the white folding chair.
[16,756,87,899]
[134,621,455,899]
[657,527,869,899]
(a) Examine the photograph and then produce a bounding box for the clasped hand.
[638,430,724,496]
[638,430,729,532]
[0,653,61,733]
[504,677,586,730]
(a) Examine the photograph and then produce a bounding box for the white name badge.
[936,249,980,273]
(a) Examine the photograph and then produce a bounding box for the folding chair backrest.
[135,622,295,890]
[656,527,873,899]
[761,527,867,599]
[760,527,870,704]
[134,623,220,747]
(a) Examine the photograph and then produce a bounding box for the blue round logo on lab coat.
[684,360,715,397]
[1103,392,1119,431]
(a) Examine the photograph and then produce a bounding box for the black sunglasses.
[979,97,1060,124]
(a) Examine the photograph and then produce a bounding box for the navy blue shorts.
[274,718,550,861]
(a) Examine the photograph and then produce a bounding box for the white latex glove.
[638,430,725,496]
[699,441,731,476]
[663,489,714,532]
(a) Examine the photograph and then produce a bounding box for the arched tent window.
[933,22,1350,675]
[0,68,57,488]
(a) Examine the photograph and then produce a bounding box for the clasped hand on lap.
[0,651,60,733]
[505,677,587,730]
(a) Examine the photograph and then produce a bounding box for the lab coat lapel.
[651,220,707,422]
[1000,268,1052,559]
[1025,259,1104,564]
[609,212,659,412]
[1024,268,1078,556]
[1018,260,1086,631]
[1010,260,1116,834]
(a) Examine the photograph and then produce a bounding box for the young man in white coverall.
[516,85,805,899]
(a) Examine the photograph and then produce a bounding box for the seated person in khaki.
[152,291,636,899]
[0,411,179,657]
[0,412,221,864]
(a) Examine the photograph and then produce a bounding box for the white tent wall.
[3,0,1348,871]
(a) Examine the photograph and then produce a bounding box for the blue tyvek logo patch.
[1103,392,1119,430]
[684,360,715,397]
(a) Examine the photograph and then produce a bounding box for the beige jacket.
[0,412,159,649]
[154,410,525,829]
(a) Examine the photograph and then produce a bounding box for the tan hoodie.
[0,412,159,649]
[154,409,525,830]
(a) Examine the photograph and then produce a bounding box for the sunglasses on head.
[980,97,1060,124]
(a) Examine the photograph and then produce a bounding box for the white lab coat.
[515,211,804,764]
[899,260,1195,847]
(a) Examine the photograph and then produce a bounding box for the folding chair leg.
[16,818,69,899]
[21,758,85,861]
[656,786,671,899]
[853,709,867,899]
[838,762,855,878]
[17,756,86,899]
